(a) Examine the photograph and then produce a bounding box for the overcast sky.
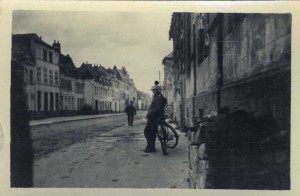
[12,11,173,94]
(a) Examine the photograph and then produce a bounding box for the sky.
[12,11,173,94]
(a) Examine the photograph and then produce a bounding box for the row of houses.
[12,33,150,119]
[163,13,291,131]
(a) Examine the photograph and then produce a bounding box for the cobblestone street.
[31,112,189,188]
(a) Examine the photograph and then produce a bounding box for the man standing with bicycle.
[143,81,167,153]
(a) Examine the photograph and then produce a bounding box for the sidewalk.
[29,112,126,126]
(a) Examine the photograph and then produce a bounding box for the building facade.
[167,13,291,189]
[58,52,85,116]
[78,63,113,113]
[12,33,143,119]
[137,90,151,110]
[108,66,138,111]
[12,34,61,119]
[168,13,291,130]
[162,51,176,121]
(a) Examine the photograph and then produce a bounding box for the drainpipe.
[217,14,224,111]
[193,45,197,118]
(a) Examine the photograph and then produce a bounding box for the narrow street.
[31,111,189,188]
[7,9,293,191]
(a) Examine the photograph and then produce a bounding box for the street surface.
[31,111,189,188]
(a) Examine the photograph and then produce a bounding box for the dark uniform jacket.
[125,105,136,115]
[146,92,167,122]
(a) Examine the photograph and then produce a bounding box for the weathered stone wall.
[170,13,291,190]
[221,70,290,130]
[195,27,219,95]
[184,23,220,128]
[223,14,291,85]
[173,92,182,127]
[184,97,193,128]
[188,110,290,189]
[185,62,195,98]
[194,90,218,117]
[221,14,291,130]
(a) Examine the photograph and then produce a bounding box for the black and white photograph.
[1,1,300,195]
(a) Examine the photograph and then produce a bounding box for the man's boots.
[143,139,156,153]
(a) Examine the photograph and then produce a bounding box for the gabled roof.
[117,68,126,81]
[12,34,36,63]
[110,65,135,86]
[12,33,60,64]
[78,63,112,86]
[59,54,78,78]
[162,51,173,64]
[12,33,59,52]
[165,51,173,59]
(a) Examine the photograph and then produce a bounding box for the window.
[37,91,41,111]
[55,71,59,86]
[43,49,47,61]
[77,98,84,110]
[24,69,28,83]
[76,82,83,94]
[61,78,72,91]
[72,97,74,110]
[44,92,48,111]
[49,70,53,85]
[49,51,53,63]
[37,67,41,82]
[198,29,209,64]
[60,96,63,110]
[64,96,67,109]
[68,96,71,109]
[29,70,33,83]
[55,93,59,110]
[50,92,54,111]
[186,108,189,118]
[198,109,204,118]
[44,68,48,84]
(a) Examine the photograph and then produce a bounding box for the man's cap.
[150,81,161,90]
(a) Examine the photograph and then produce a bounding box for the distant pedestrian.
[143,81,167,153]
[125,101,136,126]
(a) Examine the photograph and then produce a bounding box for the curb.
[30,113,126,126]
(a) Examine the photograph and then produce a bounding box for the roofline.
[13,33,59,52]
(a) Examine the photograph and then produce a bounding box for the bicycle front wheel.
[158,124,168,155]
[164,123,179,148]
[161,138,167,155]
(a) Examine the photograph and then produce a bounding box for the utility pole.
[159,70,161,84]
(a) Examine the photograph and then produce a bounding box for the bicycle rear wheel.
[164,123,179,148]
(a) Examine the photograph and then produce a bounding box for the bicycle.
[156,117,179,155]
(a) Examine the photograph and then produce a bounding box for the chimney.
[52,40,61,53]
